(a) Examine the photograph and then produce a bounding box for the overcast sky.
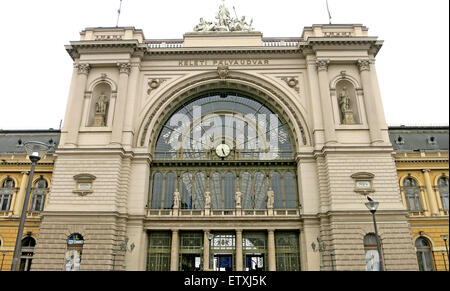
[0,0,448,130]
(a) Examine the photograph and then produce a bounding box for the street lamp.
[11,141,51,271]
[365,196,384,271]
[1,251,7,271]
[441,234,449,262]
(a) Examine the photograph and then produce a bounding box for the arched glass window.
[284,172,297,209]
[211,172,222,209]
[19,236,36,271]
[30,178,48,212]
[150,172,163,209]
[403,178,422,211]
[154,92,294,160]
[164,172,176,209]
[181,172,193,209]
[224,172,235,209]
[415,237,434,271]
[438,177,449,211]
[65,233,84,271]
[271,172,283,209]
[149,92,299,213]
[364,234,380,271]
[0,178,14,211]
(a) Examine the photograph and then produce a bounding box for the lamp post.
[11,141,50,271]
[441,234,449,262]
[1,251,6,271]
[441,251,448,271]
[365,196,384,271]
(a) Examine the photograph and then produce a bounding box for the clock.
[216,144,231,158]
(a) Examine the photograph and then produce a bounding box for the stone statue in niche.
[338,86,356,125]
[93,92,109,127]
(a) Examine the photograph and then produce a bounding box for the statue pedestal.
[343,110,356,125]
[236,206,241,216]
[173,207,179,216]
[93,114,105,127]
[267,208,274,216]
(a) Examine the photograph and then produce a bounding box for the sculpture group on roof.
[193,1,254,32]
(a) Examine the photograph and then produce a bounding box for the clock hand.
[222,148,226,155]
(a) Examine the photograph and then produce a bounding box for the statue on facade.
[173,191,180,209]
[267,188,274,209]
[338,86,356,124]
[192,1,254,32]
[216,1,231,31]
[204,191,211,209]
[235,191,242,208]
[95,93,108,115]
[93,92,108,127]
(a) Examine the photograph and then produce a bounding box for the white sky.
[0,0,448,130]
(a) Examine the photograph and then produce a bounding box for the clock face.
[216,144,231,158]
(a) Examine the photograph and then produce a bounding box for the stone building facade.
[28,14,420,271]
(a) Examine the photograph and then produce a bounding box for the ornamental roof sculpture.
[193,1,254,32]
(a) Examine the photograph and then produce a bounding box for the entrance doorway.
[180,254,202,271]
[245,254,264,271]
[213,254,233,271]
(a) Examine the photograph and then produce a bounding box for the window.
[403,178,422,211]
[415,237,434,271]
[275,231,300,271]
[178,232,203,271]
[149,92,298,212]
[0,178,14,211]
[65,233,84,271]
[147,231,171,271]
[30,178,48,212]
[438,177,449,211]
[364,234,380,271]
[19,236,36,271]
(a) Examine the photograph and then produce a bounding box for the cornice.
[146,46,303,56]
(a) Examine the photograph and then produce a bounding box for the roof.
[0,129,61,155]
[388,126,449,152]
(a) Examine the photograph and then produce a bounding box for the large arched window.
[149,92,298,211]
[30,178,48,212]
[0,178,14,212]
[403,178,422,211]
[415,237,434,271]
[438,177,449,211]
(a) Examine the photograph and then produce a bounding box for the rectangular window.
[147,231,172,271]
[275,231,301,271]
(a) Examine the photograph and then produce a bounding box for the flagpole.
[116,0,123,27]
[326,0,332,24]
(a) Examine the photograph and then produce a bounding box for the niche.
[336,80,360,125]
[88,83,111,127]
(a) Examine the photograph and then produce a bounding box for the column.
[66,63,90,146]
[122,62,140,147]
[433,185,445,215]
[306,56,324,145]
[111,62,131,144]
[13,172,29,216]
[316,59,337,144]
[203,230,210,271]
[419,186,430,215]
[170,229,179,271]
[423,169,439,216]
[357,59,383,144]
[268,229,276,271]
[236,229,243,271]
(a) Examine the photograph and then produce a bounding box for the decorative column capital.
[422,169,431,174]
[117,62,131,75]
[316,59,330,72]
[357,59,371,72]
[77,63,91,75]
